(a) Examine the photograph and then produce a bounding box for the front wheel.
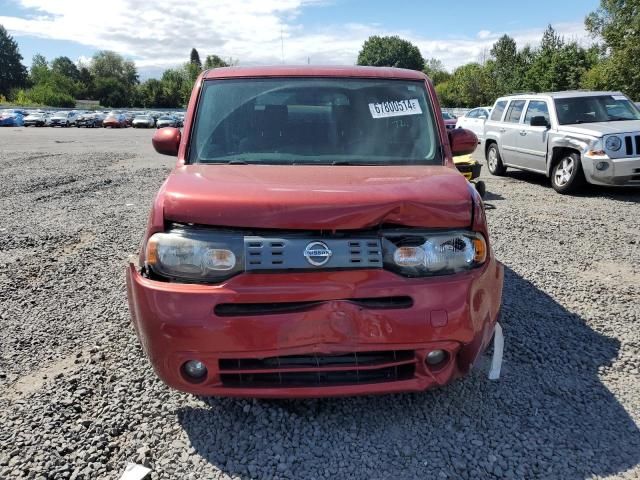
[551,153,585,194]
[486,143,506,176]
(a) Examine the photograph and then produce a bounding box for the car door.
[517,100,551,172]
[461,108,479,134]
[499,100,526,165]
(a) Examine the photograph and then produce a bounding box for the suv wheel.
[551,152,585,194]
[486,143,506,176]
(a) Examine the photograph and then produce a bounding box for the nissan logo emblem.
[303,241,332,266]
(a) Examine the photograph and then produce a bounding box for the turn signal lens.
[203,249,236,271]
[473,236,487,263]
[393,246,426,266]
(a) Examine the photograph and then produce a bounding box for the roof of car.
[203,65,428,81]
[498,90,626,100]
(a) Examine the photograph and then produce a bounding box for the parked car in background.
[127,65,503,399]
[132,114,156,128]
[455,107,492,141]
[442,111,457,130]
[156,115,179,128]
[484,91,640,193]
[49,111,77,127]
[76,112,104,128]
[0,109,25,127]
[103,113,128,128]
[124,112,135,127]
[24,112,50,127]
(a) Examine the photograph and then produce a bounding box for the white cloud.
[0,0,592,75]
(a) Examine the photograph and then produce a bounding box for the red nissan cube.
[126,66,504,398]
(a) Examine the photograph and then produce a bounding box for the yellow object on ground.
[453,154,482,181]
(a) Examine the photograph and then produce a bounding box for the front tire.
[551,152,585,194]
[486,143,506,176]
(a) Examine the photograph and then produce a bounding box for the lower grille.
[219,350,416,388]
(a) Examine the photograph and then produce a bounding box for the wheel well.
[549,147,580,174]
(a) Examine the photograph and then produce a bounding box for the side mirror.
[478,114,487,120]
[530,116,549,128]
[152,127,181,156]
[449,128,478,156]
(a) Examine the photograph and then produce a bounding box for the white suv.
[484,91,640,193]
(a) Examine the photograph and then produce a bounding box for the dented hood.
[161,164,472,230]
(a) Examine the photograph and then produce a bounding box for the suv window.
[190,78,440,165]
[524,100,550,125]
[467,109,478,119]
[490,101,507,121]
[505,100,526,123]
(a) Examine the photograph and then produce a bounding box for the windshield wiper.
[608,116,634,121]
[331,160,352,165]
[226,159,248,165]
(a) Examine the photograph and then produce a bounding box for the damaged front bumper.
[582,154,640,186]
[126,257,504,398]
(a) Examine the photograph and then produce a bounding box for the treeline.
[357,1,640,106]
[431,26,601,107]
[0,29,231,108]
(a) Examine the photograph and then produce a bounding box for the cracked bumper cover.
[126,257,503,398]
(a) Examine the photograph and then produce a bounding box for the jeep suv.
[126,66,504,398]
[484,91,640,193]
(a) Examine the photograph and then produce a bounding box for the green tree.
[89,51,138,106]
[30,54,49,85]
[450,63,491,107]
[489,35,525,96]
[525,25,596,92]
[51,56,80,82]
[357,35,424,71]
[0,25,28,96]
[423,57,450,85]
[203,54,229,69]
[190,48,202,69]
[586,0,640,99]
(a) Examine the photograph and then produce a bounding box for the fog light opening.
[425,349,448,368]
[182,360,208,383]
[596,161,609,171]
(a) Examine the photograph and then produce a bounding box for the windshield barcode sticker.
[369,99,422,118]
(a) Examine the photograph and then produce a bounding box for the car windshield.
[442,112,455,119]
[554,95,640,125]
[189,77,440,165]
[55,112,67,117]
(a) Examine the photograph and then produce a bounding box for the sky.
[0,0,601,79]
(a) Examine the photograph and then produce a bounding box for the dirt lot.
[0,127,639,480]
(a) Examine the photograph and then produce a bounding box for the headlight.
[384,231,487,276]
[605,136,622,151]
[145,227,243,282]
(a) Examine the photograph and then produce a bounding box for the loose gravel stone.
[0,128,639,479]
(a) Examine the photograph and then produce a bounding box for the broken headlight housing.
[145,227,244,282]
[382,231,487,277]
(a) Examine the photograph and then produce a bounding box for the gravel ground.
[0,127,639,480]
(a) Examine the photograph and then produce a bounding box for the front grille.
[244,236,383,271]
[219,350,416,388]
[623,135,640,155]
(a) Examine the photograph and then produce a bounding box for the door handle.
[499,128,506,133]
[519,130,527,136]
